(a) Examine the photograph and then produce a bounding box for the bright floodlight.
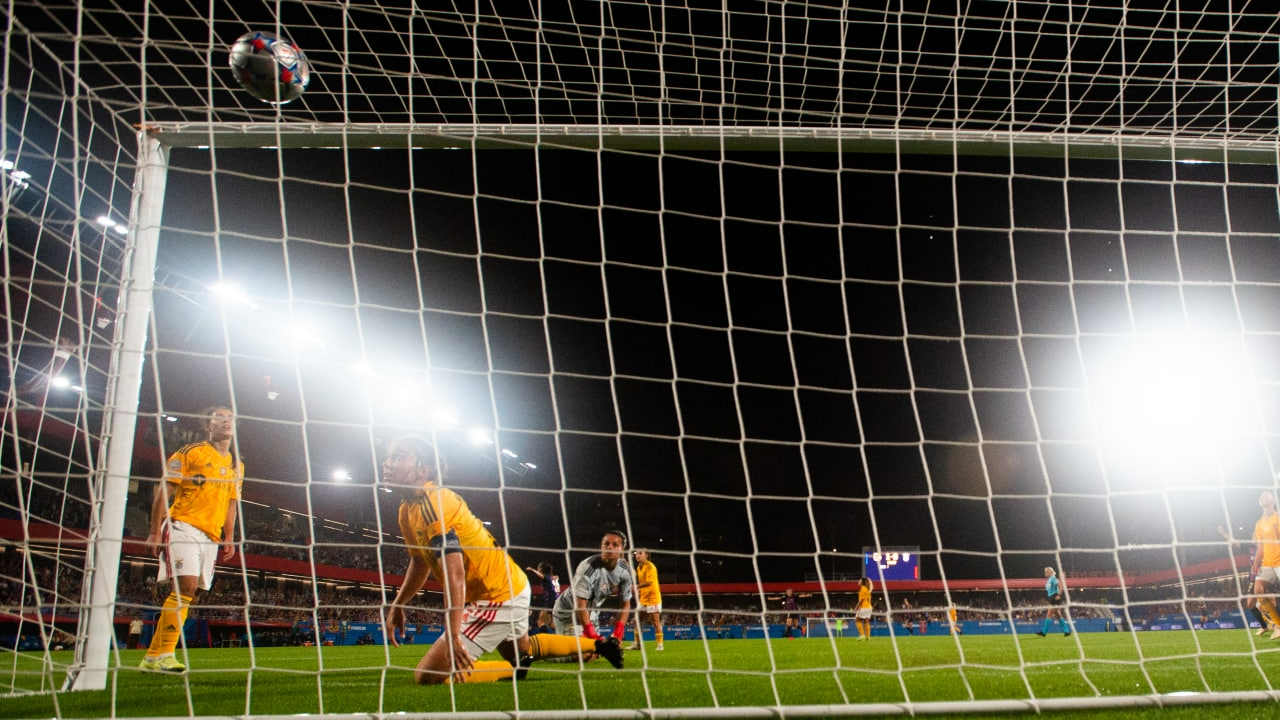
[209,281,256,308]
[286,322,324,349]
[432,405,458,427]
[467,427,493,446]
[332,469,352,482]
[1090,334,1254,467]
[50,376,71,388]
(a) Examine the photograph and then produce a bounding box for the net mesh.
[4,1,1280,717]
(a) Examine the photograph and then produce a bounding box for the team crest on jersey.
[168,460,181,471]
[220,467,228,476]
[174,559,184,570]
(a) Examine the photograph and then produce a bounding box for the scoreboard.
[862,547,920,581]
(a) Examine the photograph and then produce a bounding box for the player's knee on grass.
[413,666,450,685]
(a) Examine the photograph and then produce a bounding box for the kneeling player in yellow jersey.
[382,435,624,684]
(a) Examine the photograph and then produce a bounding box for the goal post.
[145,122,1280,163]
[64,134,170,692]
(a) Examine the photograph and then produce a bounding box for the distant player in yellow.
[629,548,664,651]
[140,406,243,673]
[855,577,873,640]
[1251,490,1280,640]
[382,435,623,684]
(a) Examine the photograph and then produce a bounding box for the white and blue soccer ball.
[228,31,311,105]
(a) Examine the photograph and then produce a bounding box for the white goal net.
[4,1,1280,718]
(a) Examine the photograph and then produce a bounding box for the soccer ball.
[228,31,311,105]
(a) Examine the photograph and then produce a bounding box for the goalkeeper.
[382,436,623,684]
[553,530,634,652]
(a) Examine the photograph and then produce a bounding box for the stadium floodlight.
[209,281,256,309]
[466,427,493,446]
[349,362,376,378]
[331,469,351,482]
[286,322,324,350]
[1088,333,1256,480]
[431,405,458,427]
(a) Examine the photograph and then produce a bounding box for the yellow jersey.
[1256,511,1280,568]
[164,442,243,542]
[635,559,662,606]
[398,481,527,603]
[857,585,872,610]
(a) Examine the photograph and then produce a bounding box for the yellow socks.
[454,660,515,683]
[1259,597,1280,628]
[146,593,192,657]
[528,633,596,659]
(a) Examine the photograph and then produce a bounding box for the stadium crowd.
[0,489,1265,649]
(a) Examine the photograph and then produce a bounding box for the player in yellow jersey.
[381,436,623,684]
[628,548,664,651]
[139,406,242,673]
[1251,491,1280,640]
[855,577,873,640]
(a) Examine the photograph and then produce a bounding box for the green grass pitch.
[4,632,1280,719]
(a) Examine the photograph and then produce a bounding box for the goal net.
[5,1,1280,718]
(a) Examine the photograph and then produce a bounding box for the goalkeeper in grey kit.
[553,529,633,644]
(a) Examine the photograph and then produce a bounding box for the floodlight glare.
[287,323,325,349]
[1089,334,1254,474]
[467,428,493,446]
[209,282,257,309]
[432,406,458,427]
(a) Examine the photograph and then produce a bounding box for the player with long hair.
[553,530,633,646]
[629,548,664,651]
[139,406,242,672]
[382,435,622,684]
[855,577,873,641]
[1035,567,1072,637]
[1250,491,1280,640]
